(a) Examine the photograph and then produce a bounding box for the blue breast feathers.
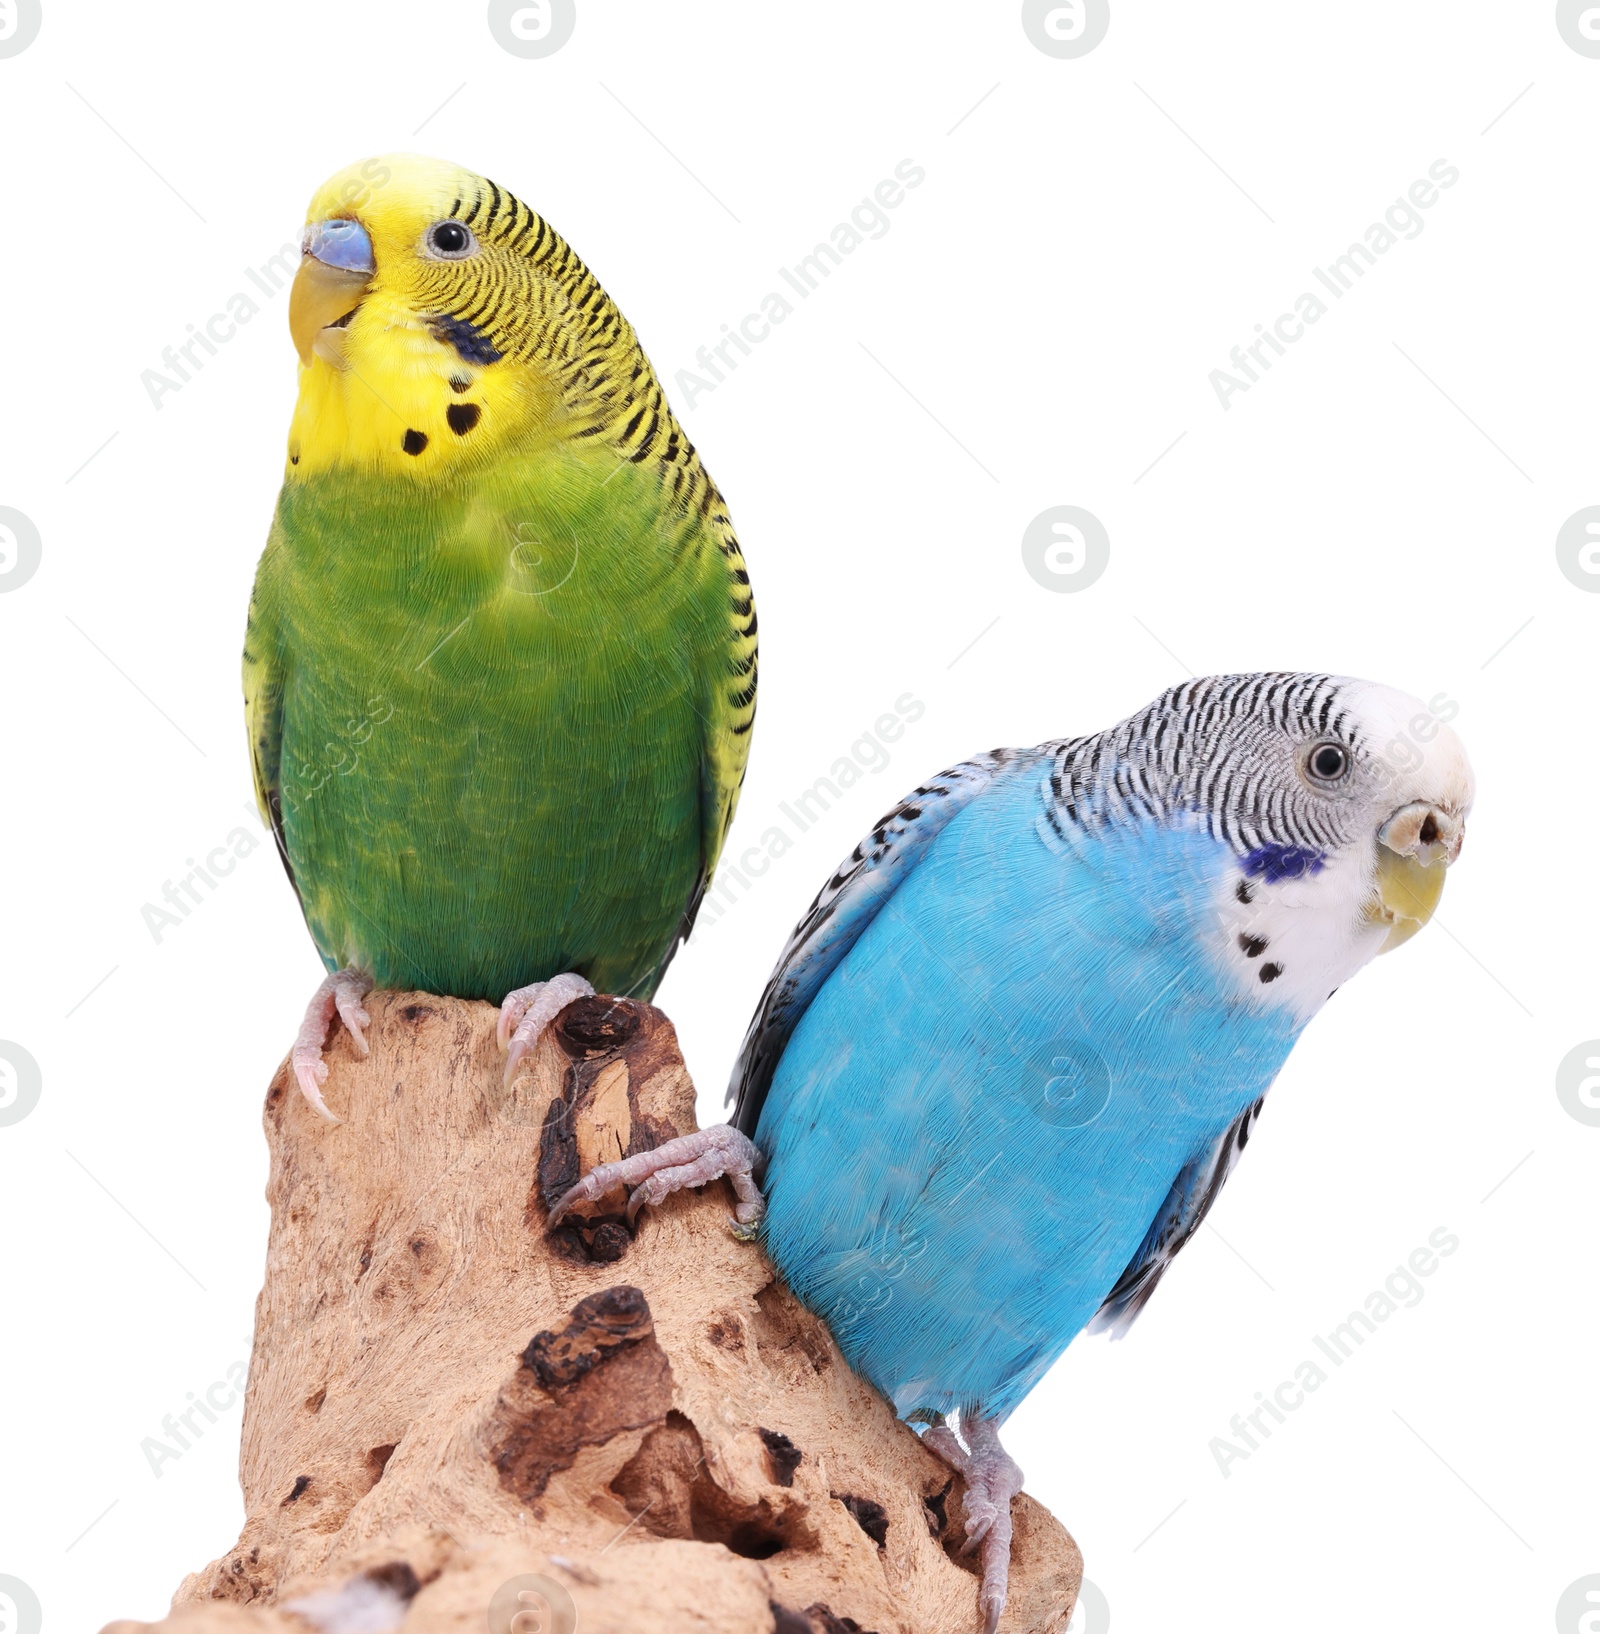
[751,758,1305,1423]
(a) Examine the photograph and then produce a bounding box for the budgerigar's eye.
[425,220,476,259]
[1306,742,1351,783]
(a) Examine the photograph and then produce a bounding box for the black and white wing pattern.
[728,748,1023,1138]
[1086,1095,1268,1340]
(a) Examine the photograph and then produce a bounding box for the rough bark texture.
[100,992,1082,1634]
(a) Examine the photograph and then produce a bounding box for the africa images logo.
[488,0,576,58]
[1022,507,1110,593]
[0,1576,43,1634]
[487,1575,577,1634]
[0,1043,42,1128]
[1557,0,1600,55]
[0,508,41,593]
[1021,0,1111,58]
[0,0,42,57]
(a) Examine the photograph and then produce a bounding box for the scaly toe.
[623,1169,683,1224]
[962,1508,997,1553]
[924,1425,970,1475]
[547,1126,764,1231]
[977,1530,1012,1631]
[499,973,596,1083]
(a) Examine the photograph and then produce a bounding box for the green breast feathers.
[244,153,755,1117]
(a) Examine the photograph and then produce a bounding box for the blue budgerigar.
[552,672,1473,1629]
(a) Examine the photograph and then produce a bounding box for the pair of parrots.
[245,155,1472,1632]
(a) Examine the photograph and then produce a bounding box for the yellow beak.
[289,219,375,367]
[1369,845,1448,952]
[1366,801,1464,953]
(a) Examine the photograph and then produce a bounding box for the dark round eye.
[1308,742,1351,782]
[426,220,475,258]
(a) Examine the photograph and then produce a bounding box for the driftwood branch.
[101,992,1082,1634]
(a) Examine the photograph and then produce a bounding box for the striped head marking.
[1042,673,1475,1024]
[284,153,671,480]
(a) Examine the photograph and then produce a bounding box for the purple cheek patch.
[1242,844,1326,883]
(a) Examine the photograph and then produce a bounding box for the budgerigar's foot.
[497,972,595,1087]
[290,968,373,1124]
[548,1123,765,1231]
[925,1413,1024,1634]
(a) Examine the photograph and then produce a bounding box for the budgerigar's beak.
[289,218,375,368]
[1367,801,1466,953]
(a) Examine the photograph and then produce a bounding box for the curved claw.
[549,1158,630,1228]
[496,988,528,1052]
[289,969,371,1122]
[961,1508,997,1552]
[546,1126,765,1232]
[502,1035,533,1090]
[922,1412,1021,1631]
[291,1049,340,1124]
[976,1509,1015,1632]
[333,982,372,1056]
[498,973,595,1087]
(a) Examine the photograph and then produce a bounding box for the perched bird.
[553,673,1473,1630]
[244,154,756,1118]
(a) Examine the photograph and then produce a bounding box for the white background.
[1,3,1595,1631]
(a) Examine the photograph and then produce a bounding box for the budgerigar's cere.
[553,672,1473,1630]
[243,154,757,1119]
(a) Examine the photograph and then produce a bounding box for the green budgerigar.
[244,154,757,1119]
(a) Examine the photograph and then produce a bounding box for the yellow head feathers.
[285,154,660,481]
